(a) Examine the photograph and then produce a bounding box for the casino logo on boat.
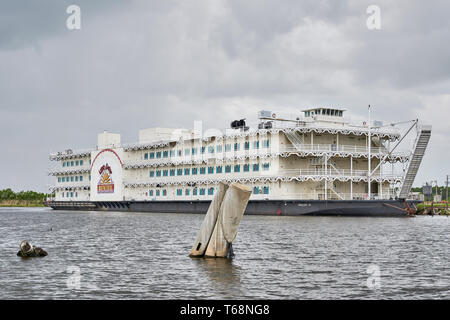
[97,163,114,194]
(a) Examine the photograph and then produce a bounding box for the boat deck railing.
[123,168,404,186]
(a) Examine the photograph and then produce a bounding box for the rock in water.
[17,240,48,258]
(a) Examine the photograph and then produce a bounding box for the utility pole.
[433,180,438,201]
[446,175,449,212]
[368,105,371,199]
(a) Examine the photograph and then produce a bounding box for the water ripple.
[0,208,449,299]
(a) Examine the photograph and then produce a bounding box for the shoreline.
[0,200,45,208]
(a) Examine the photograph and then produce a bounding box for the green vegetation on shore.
[0,189,49,207]
[416,202,449,215]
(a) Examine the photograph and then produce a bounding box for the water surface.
[0,207,449,299]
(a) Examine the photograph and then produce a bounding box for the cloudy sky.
[0,0,449,192]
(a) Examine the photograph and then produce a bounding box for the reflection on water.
[0,207,449,299]
[193,258,243,298]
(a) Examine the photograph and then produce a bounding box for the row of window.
[149,163,270,177]
[61,191,79,198]
[148,187,216,197]
[147,186,270,197]
[58,176,87,183]
[253,186,270,195]
[62,159,89,167]
[143,140,270,160]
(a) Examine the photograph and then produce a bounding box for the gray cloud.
[0,0,448,192]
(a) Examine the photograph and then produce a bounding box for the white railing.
[123,150,274,168]
[122,143,410,169]
[261,118,401,136]
[124,169,403,186]
[50,148,93,160]
[280,144,410,157]
[250,193,395,200]
[47,167,90,175]
[51,182,90,189]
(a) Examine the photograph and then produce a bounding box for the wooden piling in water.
[189,183,229,257]
[204,183,251,258]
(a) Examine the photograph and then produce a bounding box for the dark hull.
[48,199,419,217]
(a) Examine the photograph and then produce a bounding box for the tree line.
[0,189,49,201]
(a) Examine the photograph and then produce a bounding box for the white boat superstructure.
[47,108,430,204]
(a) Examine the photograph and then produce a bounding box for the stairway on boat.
[399,125,432,199]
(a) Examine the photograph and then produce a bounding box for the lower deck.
[48,199,419,217]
